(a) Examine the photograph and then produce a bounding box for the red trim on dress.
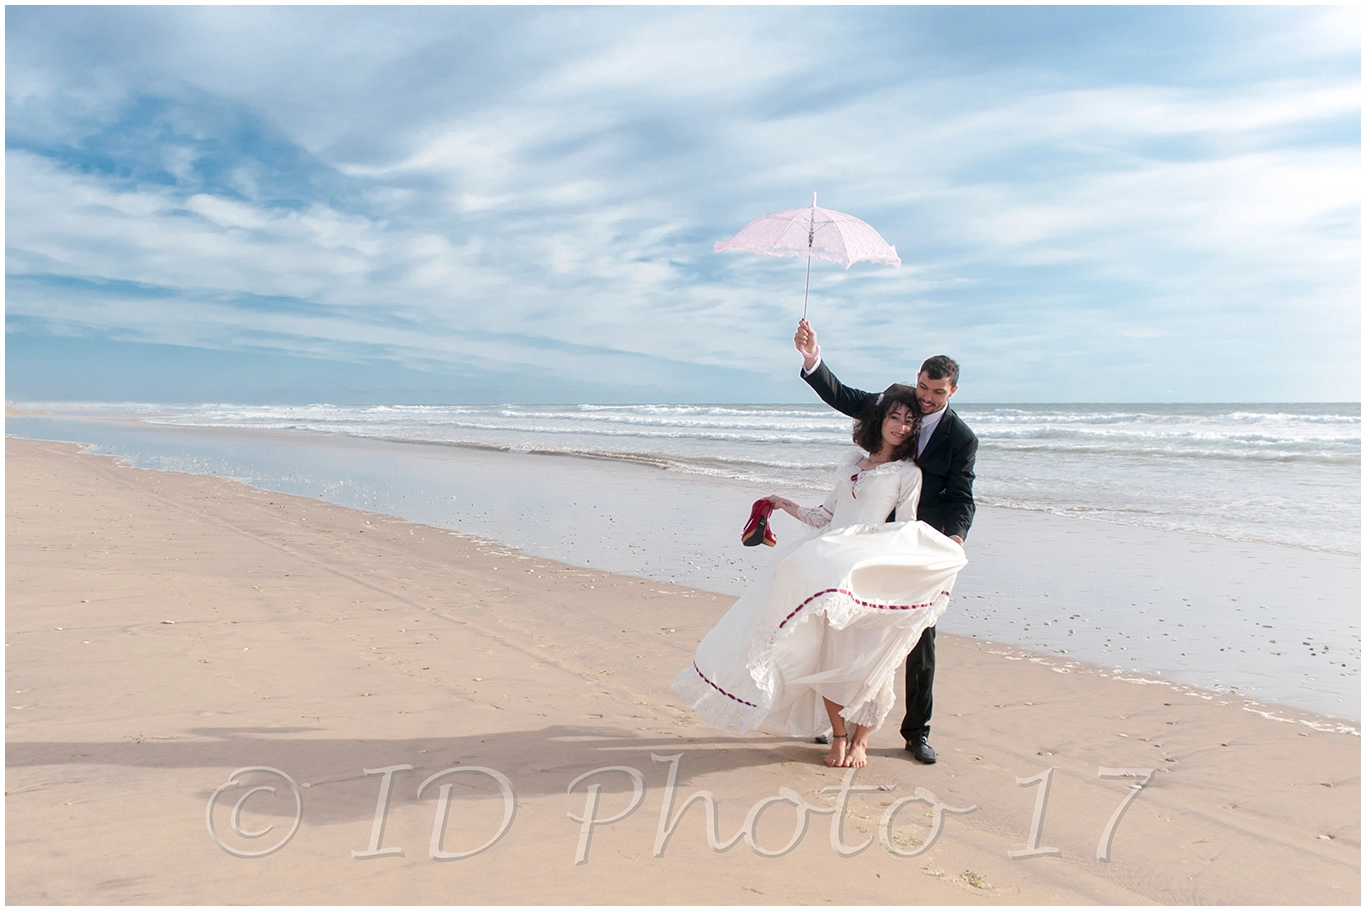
[778,589,952,629]
[692,663,758,708]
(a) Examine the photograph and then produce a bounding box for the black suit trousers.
[899,626,934,739]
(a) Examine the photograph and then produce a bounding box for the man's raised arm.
[794,320,876,420]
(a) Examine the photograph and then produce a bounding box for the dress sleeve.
[797,480,840,528]
[893,463,923,521]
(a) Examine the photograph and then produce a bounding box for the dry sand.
[6,437,1359,904]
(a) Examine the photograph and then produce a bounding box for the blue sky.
[6,5,1360,403]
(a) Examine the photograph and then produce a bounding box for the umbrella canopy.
[714,192,901,269]
[714,192,899,319]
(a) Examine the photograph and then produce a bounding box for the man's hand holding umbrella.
[794,320,820,372]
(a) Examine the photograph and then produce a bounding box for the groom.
[794,320,977,764]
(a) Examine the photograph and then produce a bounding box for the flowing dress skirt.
[672,520,968,736]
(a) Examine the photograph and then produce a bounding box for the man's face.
[915,371,957,415]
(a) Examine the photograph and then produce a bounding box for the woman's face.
[881,402,916,452]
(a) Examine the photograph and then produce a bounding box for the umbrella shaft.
[802,252,812,321]
[802,203,815,319]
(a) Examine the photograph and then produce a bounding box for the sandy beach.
[6,436,1360,904]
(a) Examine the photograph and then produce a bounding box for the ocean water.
[19,400,1359,555]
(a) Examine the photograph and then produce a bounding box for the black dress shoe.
[905,734,937,764]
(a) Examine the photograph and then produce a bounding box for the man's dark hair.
[852,384,921,461]
[919,355,959,387]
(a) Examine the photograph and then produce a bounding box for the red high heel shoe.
[742,499,777,547]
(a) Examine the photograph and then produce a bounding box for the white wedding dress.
[672,451,968,736]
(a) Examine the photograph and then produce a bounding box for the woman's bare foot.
[823,733,849,767]
[842,726,871,767]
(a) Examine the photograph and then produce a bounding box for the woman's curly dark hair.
[852,384,921,461]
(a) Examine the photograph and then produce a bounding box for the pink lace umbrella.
[714,192,901,320]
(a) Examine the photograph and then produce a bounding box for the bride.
[672,385,968,767]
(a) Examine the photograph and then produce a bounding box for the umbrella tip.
[812,191,817,207]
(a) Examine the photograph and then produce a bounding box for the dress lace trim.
[796,504,833,528]
[843,452,914,501]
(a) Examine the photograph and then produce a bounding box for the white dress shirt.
[916,406,945,457]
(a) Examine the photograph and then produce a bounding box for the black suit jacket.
[802,360,977,540]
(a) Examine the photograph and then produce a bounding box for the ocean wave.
[975,426,1359,447]
[967,411,1172,425]
[492,408,847,433]
[365,436,843,484]
[574,403,830,418]
[150,416,853,448]
[1225,411,1360,425]
[964,408,1360,428]
[980,439,1358,465]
